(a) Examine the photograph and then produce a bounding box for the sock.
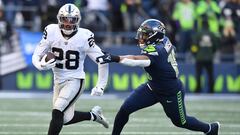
[205,124,211,134]
[64,111,92,125]
[90,112,97,121]
[182,116,210,133]
[48,109,63,135]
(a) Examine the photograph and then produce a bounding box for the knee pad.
[171,119,186,128]
[54,97,69,112]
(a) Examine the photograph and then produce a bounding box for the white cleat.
[91,106,109,128]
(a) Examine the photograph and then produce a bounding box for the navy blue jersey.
[142,36,182,94]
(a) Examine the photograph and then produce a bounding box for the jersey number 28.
[52,47,79,70]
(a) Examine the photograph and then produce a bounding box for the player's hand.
[40,54,56,70]
[91,87,104,96]
[96,53,120,64]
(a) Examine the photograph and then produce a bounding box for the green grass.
[0,97,239,135]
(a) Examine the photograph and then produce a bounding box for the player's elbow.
[32,55,42,70]
[98,62,109,72]
[98,62,109,68]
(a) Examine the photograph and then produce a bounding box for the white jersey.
[32,24,108,85]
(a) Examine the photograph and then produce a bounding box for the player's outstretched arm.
[90,62,109,96]
[87,44,109,96]
[96,53,151,67]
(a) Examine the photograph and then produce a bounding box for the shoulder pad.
[79,28,94,37]
[42,24,58,40]
[142,45,158,55]
[83,29,95,47]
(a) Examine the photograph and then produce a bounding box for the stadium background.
[0,0,240,135]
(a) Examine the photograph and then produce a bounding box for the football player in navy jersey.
[96,19,220,135]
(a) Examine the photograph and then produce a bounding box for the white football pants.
[53,79,85,123]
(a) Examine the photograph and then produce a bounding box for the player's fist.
[96,54,120,64]
[91,87,104,96]
[40,54,56,70]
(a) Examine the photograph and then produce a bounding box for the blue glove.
[96,53,120,64]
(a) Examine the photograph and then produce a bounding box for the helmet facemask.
[57,15,79,35]
[136,29,150,49]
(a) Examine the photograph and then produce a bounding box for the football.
[45,52,56,62]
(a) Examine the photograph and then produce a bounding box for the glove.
[91,86,104,96]
[40,54,56,70]
[96,53,120,64]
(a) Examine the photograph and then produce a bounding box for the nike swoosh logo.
[167,100,172,103]
[98,115,103,120]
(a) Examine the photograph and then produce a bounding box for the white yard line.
[0,131,239,135]
[0,123,239,128]
[0,91,240,101]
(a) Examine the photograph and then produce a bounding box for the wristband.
[111,55,120,63]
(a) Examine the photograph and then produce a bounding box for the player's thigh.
[53,82,63,106]
[54,79,85,112]
[121,84,158,113]
[160,90,187,125]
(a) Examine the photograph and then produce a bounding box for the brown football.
[45,52,56,62]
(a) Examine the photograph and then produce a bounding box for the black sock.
[48,109,63,135]
[64,111,91,125]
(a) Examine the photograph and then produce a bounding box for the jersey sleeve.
[85,31,104,61]
[33,25,52,57]
[32,25,52,69]
[85,31,109,89]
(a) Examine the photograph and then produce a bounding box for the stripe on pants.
[63,79,84,112]
[177,91,186,125]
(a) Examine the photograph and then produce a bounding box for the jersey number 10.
[52,47,79,70]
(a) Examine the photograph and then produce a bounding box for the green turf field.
[0,96,239,135]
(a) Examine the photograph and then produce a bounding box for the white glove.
[91,87,104,96]
[39,54,56,70]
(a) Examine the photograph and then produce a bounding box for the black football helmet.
[136,19,166,49]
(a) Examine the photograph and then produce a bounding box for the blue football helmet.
[136,19,166,49]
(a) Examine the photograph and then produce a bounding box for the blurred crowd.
[1,0,240,62]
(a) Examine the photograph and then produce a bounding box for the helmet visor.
[58,16,79,31]
[59,16,79,24]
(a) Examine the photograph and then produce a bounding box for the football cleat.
[206,122,220,135]
[91,106,109,128]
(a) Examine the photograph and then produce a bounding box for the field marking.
[1,110,240,116]
[0,123,240,128]
[0,131,239,135]
[0,92,240,101]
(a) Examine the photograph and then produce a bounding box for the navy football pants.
[112,84,209,135]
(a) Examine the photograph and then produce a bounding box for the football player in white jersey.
[32,3,109,135]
